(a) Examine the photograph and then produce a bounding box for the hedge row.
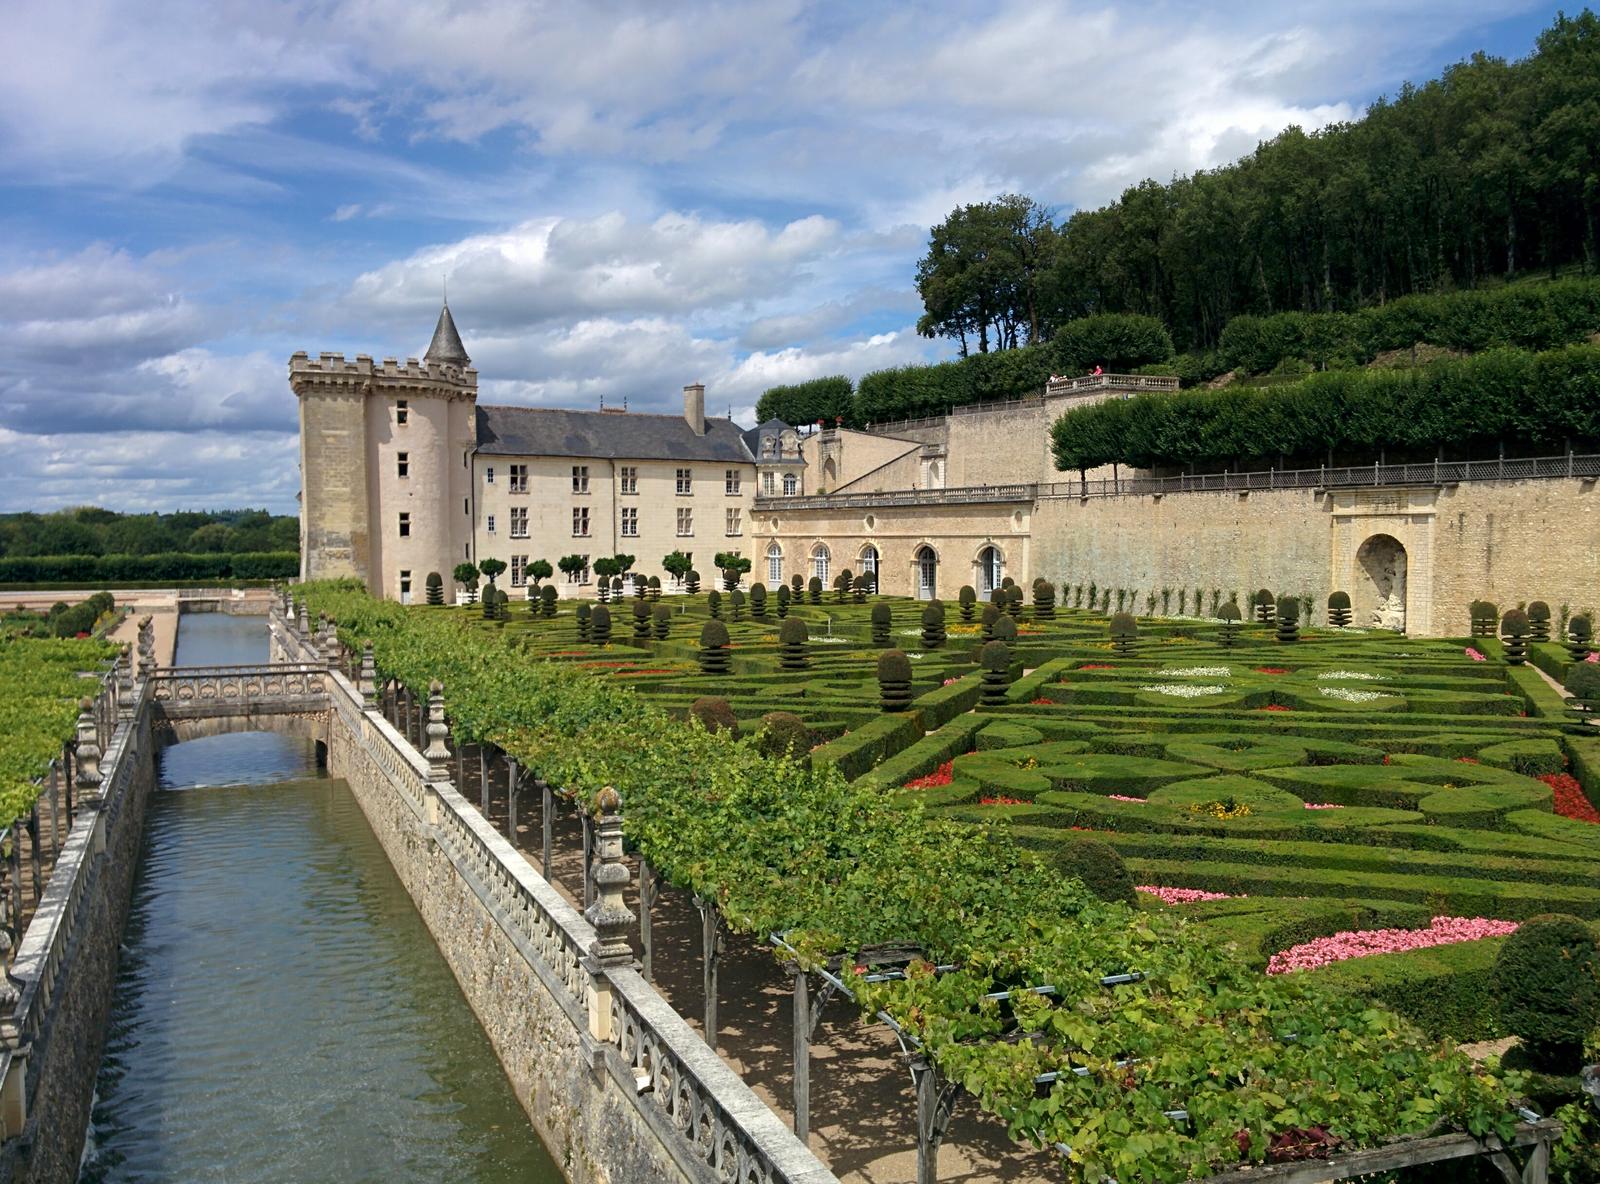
[1217,279,1600,375]
[0,552,298,582]
[1051,345,1600,471]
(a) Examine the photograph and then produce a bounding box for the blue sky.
[0,0,1568,513]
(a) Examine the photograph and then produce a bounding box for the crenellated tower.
[290,305,478,600]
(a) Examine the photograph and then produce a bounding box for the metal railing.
[755,483,1038,511]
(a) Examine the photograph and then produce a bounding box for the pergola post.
[696,895,721,1047]
[792,966,811,1140]
[541,779,553,876]
[505,757,518,843]
[581,811,595,909]
[638,859,656,982]
[912,1054,958,1184]
[478,745,489,815]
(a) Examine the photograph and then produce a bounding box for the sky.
[0,0,1569,514]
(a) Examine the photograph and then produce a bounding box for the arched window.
[915,546,937,600]
[783,473,798,496]
[811,544,830,584]
[766,542,783,586]
[858,545,879,582]
[977,545,1002,595]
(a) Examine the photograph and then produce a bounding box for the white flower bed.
[816,636,851,644]
[1315,670,1387,681]
[1154,665,1231,678]
[1319,686,1392,703]
[1140,684,1227,698]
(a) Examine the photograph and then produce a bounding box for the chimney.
[683,383,706,435]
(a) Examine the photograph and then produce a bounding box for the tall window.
[398,512,411,538]
[762,472,775,496]
[620,466,637,494]
[509,464,528,493]
[621,507,638,537]
[676,507,693,536]
[783,473,798,495]
[566,555,589,584]
[725,508,741,536]
[396,451,409,478]
[395,399,408,425]
[485,466,495,484]
[725,469,741,495]
[510,507,528,538]
[860,545,879,579]
[510,555,528,586]
[486,514,496,534]
[811,544,830,584]
[399,569,412,602]
[572,465,589,493]
[676,468,692,495]
[573,507,590,537]
[766,543,782,585]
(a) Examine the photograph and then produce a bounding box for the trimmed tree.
[1527,600,1552,642]
[528,558,552,589]
[714,551,751,592]
[652,602,671,640]
[1327,590,1351,628]
[685,569,701,595]
[870,602,892,647]
[453,561,481,604]
[1492,914,1600,1072]
[992,615,1018,644]
[590,604,612,644]
[576,602,592,642]
[1567,662,1600,712]
[807,576,823,605]
[424,571,444,605]
[662,550,693,588]
[729,587,745,621]
[540,584,557,617]
[779,616,810,670]
[878,650,913,712]
[592,556,618,602]
[776,583,791,618]
[851,573,869,603]
[1033,579,1056,620]
[1110,612,1137,655]
[1253,588,1275,624]
[1500,608,1529,665]
[557,554,587,591]
[647,575,662,601]
[1049,836,1136,905]
[757,712,813,762]
[698,621,730,674]
[1217,601,1242,647]
[1567,614,1593,663]
[750,582,768,619]
[980,640,1012,706]
[632,599,651,640]
[707,589,722,619]
[833,570,851,602]
[981,603,1001,641]
[790,573,804,597]
[1274,595,1300,644]
[921,601,947,649]
[689,695,737,735]
[958,585,977,622]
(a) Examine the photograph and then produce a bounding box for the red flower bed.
[1540,772,1600,823]
[1457,757,1479,765]
[1079,663,1115,671]
[1254,667,1289,675]
[1030,697,1056,705]
[904,761,954,790]
[980,795,1027,806]
[1258,704,1293,712]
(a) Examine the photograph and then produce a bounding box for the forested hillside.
[0,507,296,557]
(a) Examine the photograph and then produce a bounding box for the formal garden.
[297,572,1600,1182]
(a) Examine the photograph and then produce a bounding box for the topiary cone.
[870,602,892,647]
[1216,601,1241,647]
[877,649,913,712]
[1274,595,1300,644]
[1109,612,1137,656]
[921,602,946,649]
[576,602,592,642]
[632,599,651,640]
[591,604,612,644]
[979,640,1012,706]
[1327,590,1351,628]
[958,585,976,622]
[1500,608,1528,665]
[1527,600,1551,642]
[779,616,810,670]
[652,602,671,640]
[1032,580,1056,620]
[698,620,730,674]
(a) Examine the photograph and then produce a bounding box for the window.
[398,512,411,538]
[485,466,495,484]
[725,469,741,495]
[510,507,528,538]
[766,543,782,585]
[464,543,470,559]
[399,569,412,600]
[762,472,775,496]
[676,507,693,536]
[572,465,589,493]
[620,466,637,494]
[566,555,590,584]
[783,473,798,496]
[725,508,741,536]
[463,498,469,516]
[811,544,830,584]
[676,468,692,495]
[397,451,409,478]
[509,464,528,493]
[486,514,496,534]
[763,437,777,458]
[860,545,879,579]
[510,555,528,587]
[573,507,590,537]
[621,507,638,537]
[395,399,408,425]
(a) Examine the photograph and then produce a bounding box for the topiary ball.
[1049,836,1136,905]
[780,616,809,644]
[688,696,738,736]
[958,585,976,605]
[921,603,943,625]
[980,640,1010,672]
[700,620,730,648]
[1501,608,1529,636]
[1492,913,1600,1072]
[1328,591,1351,611]
[871,602,891,624]
[1567,661,1600,707]
[1217,602,1241,621]
[756,712,812,761]
[877,650,912,683]
[1275,595,1299,623]
[992,615,1018,643]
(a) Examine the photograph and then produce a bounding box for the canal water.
[80,613,562,1183]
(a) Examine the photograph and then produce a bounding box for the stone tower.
[290,305,478,600]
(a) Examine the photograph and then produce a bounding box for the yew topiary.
[878,649,913,711]
[1254,588,1276,624]
[776,583,791,618]
[757,712,813,761]
[870,602,892,647]
[632,599,651,640]
[576,602,592,642]
[992,614,1018,644]
[1527,600,1552,642]
[958,585,977,621]
[1049,836,1136,905]
[1109,612,1137,655]
[980,640,1012,705]
[652,602,671,640]
[1470,600,1500,638]
[791,573,803,597]
[1274,595,1300,644]
[1007,585,1025,615]
[852,573,869,603]
[706,589,722,619]
[833,571,851,602]
[807,576,823,604]
[981,603,1001,641]
[1492,914,1600,1072]
[540,584,557,617]
[685,569,701,595]
[1327,590,1351,628]
[647,575,662,601]
[698,620,731,674]
[424,571,444,605]
[1500,608,1529,665]
[921,602,946,649]
[750,583,768,618]
[1567,614,1593,663]
[688,695,737,735]
[1567,662,1600,711]
[591,603,612,644]
[1032,579,1056,620]
[779,616,810,670]
[729,587,745,621]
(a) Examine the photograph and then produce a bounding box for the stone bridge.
[147,664,331,749]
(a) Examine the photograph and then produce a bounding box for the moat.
[79,613,561,1183]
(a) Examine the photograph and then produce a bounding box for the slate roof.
[476,404,756,462]
[742,416,791,453]
[425,305,470,367]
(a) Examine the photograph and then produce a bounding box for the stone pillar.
[358,643,378,709]
[116,644,135,720]
[320,617,341,666]
[583,787,633,1043]
[74,698,107,855]
[423,681,451,782]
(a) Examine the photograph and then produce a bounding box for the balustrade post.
[116,644,135,722]
[358,644,377,710]
[479,746,489,816]
[422,681,451,828]
[137,617,156,682]
[26,809,39,904]
[319,617,341,666]
[582,788,633,1045]
[74,699,106,855]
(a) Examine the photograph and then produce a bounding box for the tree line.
[0,507,298,558]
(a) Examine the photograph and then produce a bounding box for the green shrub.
[1568,614,1593,662]
[706,588,722,619]
[807,576,822,604]
[958,585,977,621]
[878,650,914,712]
[1501,608,1530,665]
[1274,595,1300,644]
[1033,580,1056,620]
[779,616,809,670]
[590,603,611,643]
[992,615,1018,644]
[652,602,671,640]
[749,582,767,618]
[1050,313,1174,375]
[539,584,557,617]
[1492,914,1600,1071]
[980,641,1012,706]
[1327,590,1351,628]
[576,602,591,642]
[1049,834,1137,905]
[757,712,813,761]
[699,620,730,674]
[921,602,946,649]
[1528,600,1552,642]
[755,375,854,427]
[870,602,892,647]
[688,696,738,736]
[1567,662,1600,711]
[424,571,444,605]
[1109,612,1137,655]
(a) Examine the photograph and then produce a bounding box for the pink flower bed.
[1107,793,1146,803]
[1464,647,1486,661]
[1302,802,1343,810]
[1137,885,1240,904]
[1266,915,1519,974]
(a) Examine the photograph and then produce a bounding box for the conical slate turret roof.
[424,304,470,367]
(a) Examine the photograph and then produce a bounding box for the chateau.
[293,308,1598,634]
